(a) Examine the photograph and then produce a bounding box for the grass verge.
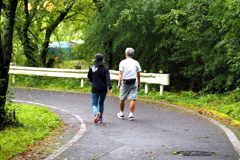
[0,102,63,160]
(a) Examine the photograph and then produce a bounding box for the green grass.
[11,75,92,91]
[138,90,240,123]
[0,102,61,159]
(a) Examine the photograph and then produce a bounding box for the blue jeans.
[91,92,107,118]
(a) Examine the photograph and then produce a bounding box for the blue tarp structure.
[48,41,77,61]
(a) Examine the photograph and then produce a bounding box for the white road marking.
[12,100,87,160]
[143,100,240,156]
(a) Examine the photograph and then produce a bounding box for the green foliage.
[49,60,90,69]
[7,0,239,93]
[13,75,83,91]
[81,0,240,93]
[139,88,240,121]
[12,0,94,67]
[72,43,98,63]
[0,102,61,159]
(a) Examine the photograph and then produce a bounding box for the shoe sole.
[98,118,103,123]
[117,114,124,120]
[94,113,101,123]
[129,117,133,121]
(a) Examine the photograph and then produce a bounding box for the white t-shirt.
[119,58,142,80]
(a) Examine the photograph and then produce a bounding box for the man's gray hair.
[125,47,134,57]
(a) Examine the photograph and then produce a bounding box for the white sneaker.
[117,113,124,120]
[128,116,133,121]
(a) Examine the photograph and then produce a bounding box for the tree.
[83,0,177,69]
[82,0,239,92]
[0,0,93,125]
[40,0,76,66]
[154,0,240,92]
[0,0,19,125]
[14,0,94,67]
[15,0,41,67]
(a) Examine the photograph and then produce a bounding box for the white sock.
[120,111,124,115]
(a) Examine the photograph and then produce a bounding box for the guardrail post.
[160,85,164,95]
[144,84,148,94]
[12,75,15,84]
[80,79,84,87]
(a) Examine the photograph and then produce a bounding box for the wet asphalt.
[12,88,240,160]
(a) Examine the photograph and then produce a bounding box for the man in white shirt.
[117,48,142,121]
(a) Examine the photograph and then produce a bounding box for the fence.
[9,66,170,95]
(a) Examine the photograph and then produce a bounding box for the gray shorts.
[119,82,138,100]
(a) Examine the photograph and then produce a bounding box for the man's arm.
[117,71,123,90]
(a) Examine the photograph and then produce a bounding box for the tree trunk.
[40,1,75,67]
[0,0,18,124]
[105,41,113,69]
[0,63,9,123]
[0,34,7,123]
[21,0,40,67]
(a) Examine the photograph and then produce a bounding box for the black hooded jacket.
[87,64,112,93]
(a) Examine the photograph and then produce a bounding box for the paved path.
[13,88,240,160]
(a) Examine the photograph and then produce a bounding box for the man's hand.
[108,89,112,93]
[117,84,121,90]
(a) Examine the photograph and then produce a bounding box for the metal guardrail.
[9,66,170,95]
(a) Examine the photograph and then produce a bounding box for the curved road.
[13,88,240,160]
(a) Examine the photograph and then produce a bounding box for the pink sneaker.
[98,118,102,123]
[94,112,101,123]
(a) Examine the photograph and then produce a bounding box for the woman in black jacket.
[87,53,112,123]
